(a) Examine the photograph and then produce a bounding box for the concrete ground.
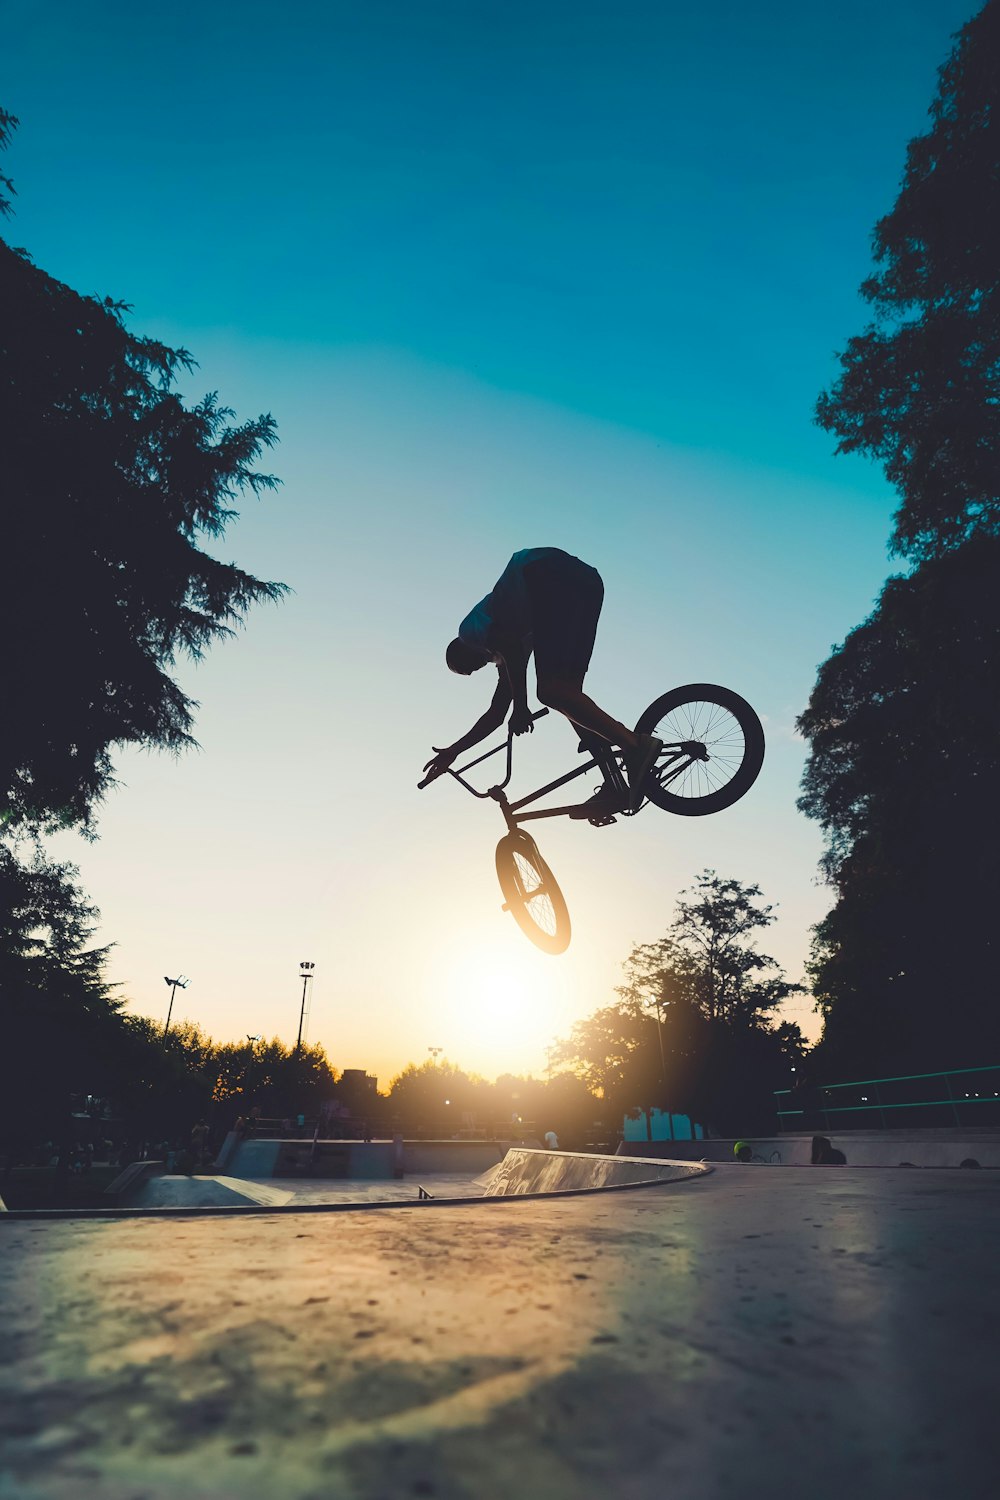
[1,1166,997,1500]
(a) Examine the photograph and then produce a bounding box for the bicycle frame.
[433,708,702,831]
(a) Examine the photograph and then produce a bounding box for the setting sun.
[430,937,577,1074]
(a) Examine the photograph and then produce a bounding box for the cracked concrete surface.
[1,1168,997,1499]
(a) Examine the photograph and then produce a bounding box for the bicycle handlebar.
[418,708,549,790]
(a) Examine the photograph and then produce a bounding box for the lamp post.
[163,975,188,1036]
[428,1046,443,1063]
[295,962,315,1052]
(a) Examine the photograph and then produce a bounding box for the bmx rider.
[422,547,662,815]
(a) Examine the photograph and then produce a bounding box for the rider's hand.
[510,705,534,737]
[421,746,457,784]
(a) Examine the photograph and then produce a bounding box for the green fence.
[774,1064,1000,1131]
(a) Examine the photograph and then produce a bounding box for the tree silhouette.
[816,2,1000,563]
[553,872,805,1133]
[0,843,123,1146]
[799,537,1000,1074]
[666,871,802,1030]
[0,113,286,833]
[800,4,1000,1077]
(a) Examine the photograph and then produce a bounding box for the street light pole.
[296,962,315,1052]
[652,999,667,1079]
[163,975,188,1036]
[428,1046,443,1063]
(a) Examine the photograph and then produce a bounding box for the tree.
[208,1036,339,1122]
[549,1003,665,1122]
[553,872,805,1134]
[0,108,16,216]
[816,2,1000,564]
[386,1060,489,1137]
[662,871,802,1030]
[799,538,1000,1074]
[537,1071,603,1152]
[0,113,285,833]
[0,842,124,1145]
[800,4,1000,1077]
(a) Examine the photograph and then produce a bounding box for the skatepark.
[2,1144,997,1499]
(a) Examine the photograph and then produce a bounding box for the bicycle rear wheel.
[634,684,764,816]
[495,831,571,955]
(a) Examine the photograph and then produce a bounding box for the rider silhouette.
[423,548,662,814]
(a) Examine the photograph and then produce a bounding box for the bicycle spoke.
[526,893,557,935]
[512,849,558,935]
[648,698,750,803]
[635,686,763,818]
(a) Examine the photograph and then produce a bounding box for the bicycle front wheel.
[634,684,764,816]
[495,831,571,955]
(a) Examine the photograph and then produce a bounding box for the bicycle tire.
[634,683,764,816]
[495,831,571,955]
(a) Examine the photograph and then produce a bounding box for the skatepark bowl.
[1,1138,998,1499]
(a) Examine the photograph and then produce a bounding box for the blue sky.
[4,1,974,1082]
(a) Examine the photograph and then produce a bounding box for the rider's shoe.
[624,734,663,810]
[568,784,624,821]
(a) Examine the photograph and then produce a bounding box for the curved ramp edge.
[128,1175,294,1209]
[482,1148,710,1196]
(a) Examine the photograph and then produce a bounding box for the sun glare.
[431,939,575,1074]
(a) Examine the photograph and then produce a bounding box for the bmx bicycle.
[418,683,764,956]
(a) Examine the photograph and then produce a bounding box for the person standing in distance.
[422,548,662,815]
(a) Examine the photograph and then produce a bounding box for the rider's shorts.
[524,553,604,681]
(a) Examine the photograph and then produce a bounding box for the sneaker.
[568,784,624,820]
[624,734,663,810]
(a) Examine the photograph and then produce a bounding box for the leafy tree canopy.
[0,112,286,833]
[817,1,1000,562]
[0,843,124,1141]
[800,7,1000,1076]
[553,872,805,1132]
[621,871,803,1031]
[798,535,1000,1074]
[798,535,1000,872]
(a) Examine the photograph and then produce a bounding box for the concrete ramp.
[127,1175,294,1210]
[482,1148,708,1196]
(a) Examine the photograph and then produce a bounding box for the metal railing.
[774,1064,1000,1131]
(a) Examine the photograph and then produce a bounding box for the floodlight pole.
[163,975,188,1036]
[296,962,315,1052]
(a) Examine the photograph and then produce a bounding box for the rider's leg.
[527,554,661,807]
[526,559,639,749]
[538,674,660,813]
[534,673,640,750]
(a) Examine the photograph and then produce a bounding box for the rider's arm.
[448,672,513,756]
[421,673,513,784]
[494,637,531,731]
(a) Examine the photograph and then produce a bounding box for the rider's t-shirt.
[458,547,566,659]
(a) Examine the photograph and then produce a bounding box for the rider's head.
[446,637,490,675]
